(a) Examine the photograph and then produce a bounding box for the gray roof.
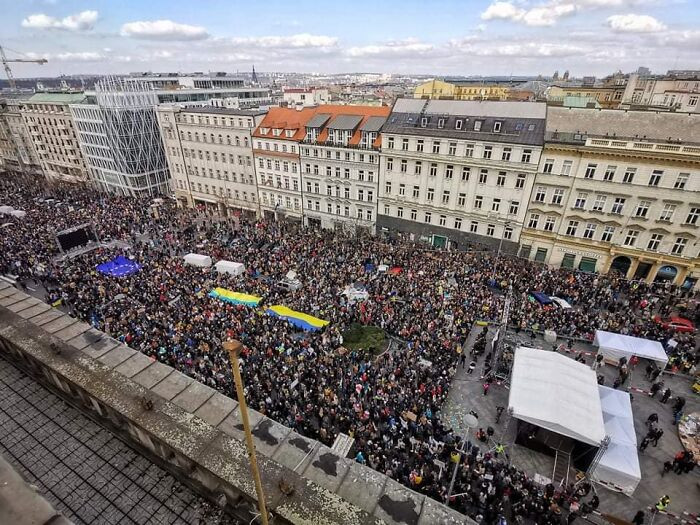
[546,107,700,144]
[182,106,267,117]
[384,99,546,146]
[328,114,363,130]
[361,116,387,132]
[392,98,547,119]
[306,113,332,128]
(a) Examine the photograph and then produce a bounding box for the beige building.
[622,72,699,112]
[156,105,266,216]
[0,98,41,178]
[546,85,625,109]
[414,79,511,101]
[521,107,700,288]
[20,92,88,184]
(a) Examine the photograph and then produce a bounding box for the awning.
[593,330,668,366]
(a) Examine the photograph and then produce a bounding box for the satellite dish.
[464,414,479,429]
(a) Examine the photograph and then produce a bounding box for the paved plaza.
[442,325,700,524]
[0,356,241,525]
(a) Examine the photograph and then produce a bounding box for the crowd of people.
[1,179,698,524]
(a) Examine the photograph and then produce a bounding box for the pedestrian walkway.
[0,357,240,525]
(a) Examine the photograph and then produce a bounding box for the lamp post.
[446,413,478,504]
[224,340,269,525]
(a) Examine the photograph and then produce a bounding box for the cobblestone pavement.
[442,324,700,524]
[0,357,241,525]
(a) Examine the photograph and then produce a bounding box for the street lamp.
[446,413,478,504]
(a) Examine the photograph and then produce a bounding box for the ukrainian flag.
[266,305,329,331]
[208,288,262,307]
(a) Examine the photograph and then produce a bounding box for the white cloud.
[347,39,436,58]
[121,20,209,40]
[229,33,338,49]
[21,10,98,31]
[25,51,104,62]
[481,2,525,22]
[607,13,667,32]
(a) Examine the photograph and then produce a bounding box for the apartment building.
[252,107,317,223]
[378,99,546,251]
[283,87,330,108]
[414,79,518,101]
[21,92,89,184]
[0,99,42,178]
[156,105,266,216]
[521,107,700,288]
[622,71,699,112]
[299,105,389,234]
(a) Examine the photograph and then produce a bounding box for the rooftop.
[25,92,87,105]
[174,106,268,117]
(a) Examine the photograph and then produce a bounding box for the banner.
[209,288,261,307]
[266,305,329,331]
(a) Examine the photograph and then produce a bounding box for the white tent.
[590,387,641,496]
[215,260,245,276]
[10,210,26,218]
[183,253,212,268]
[0,206,13,214]
[509,347,605,446]
[593,330,667,366]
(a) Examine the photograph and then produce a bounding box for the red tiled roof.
[311,104,390,148]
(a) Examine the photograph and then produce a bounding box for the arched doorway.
[654,265,678,283]
[610,256,632,276]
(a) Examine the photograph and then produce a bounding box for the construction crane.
[1,45,48,90]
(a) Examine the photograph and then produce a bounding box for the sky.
[1,0,699,78]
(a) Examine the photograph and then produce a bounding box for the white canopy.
[509,347,606,446]
[183,253,212,268]
[0,206,13,214]
[593,330,667,366]
[590,387,641,496]
[10,210,26,218]
[215,260,245,276]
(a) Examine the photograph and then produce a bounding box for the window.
[671,237,687,255]
[415,162,422,175]
[358,189,364,201]
[647,233,663,251]
[544,217,556,232]
[438,118,445,129]
[534,248,548,262]
[442,191,450,204]
[448,142,457,155]
[487,224,495,236]
[504,226,513,240]
[574,192,587,209]
[445,165,454,179]
[432,141,441,154]
[385,182,392,194]
[561,254,576,269]
[399,184,406,196]
[429,163,438,177]
[410,209,417,221]
[402,138,409,151]
[542,159,554,173]
[461,166,470,181]
[470,221,478,233]
[552,189,564,205]
[474,196,483,209]
[412,186,419,198]
[387,137,394,149]
[611,197,626,215]
[345,187,350,199]
[416,140,424,152]
[492,198,501,212]
[597,165,613,182]
[528,213,539,228]
[424,212,432,224]
[584,164,597,179]
[561,160,572,176]
[623,229,639,246]
[515,174,526,189]
[566,220,579,236]
[439,215,447,226]
[686,207,700,225]
[648,170,662,187]
[534,186,546,202]
[583,223,597,239]
[592,194,607,212]
[454,217,462,229]
[502,147,511,161]
[397,207,404,218]
[400,159,408,173]
[622,168,636,184]
[483,146,492,159]
[465,144,474,157]
[479,170,488,184]
[674,173,689,189]
[474,120,482,131]
[458,193,466,206]
[455,120,463,130]
[493,121,502,133]
[420,117,427,128]
[635,200,650,218]
[427,188,434,201]
[387,158,393,170]
[521,149,532,163]
[660,203,676,221]
[509,201,519,215]
[497,172,506,186]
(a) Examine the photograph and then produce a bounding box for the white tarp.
[215,260,244,276]
[593,330,668,366]
[0,206,13,214]
[590,387,641,496]
[10,210,26,218]
[509,347,606,446]
[551,297,572,309]
[183,253,212,268]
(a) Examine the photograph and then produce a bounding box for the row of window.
[542,159,690,189]
[176,179,256,202]
[300,147,377,163]
[302,182,375,202]
[383,205,514,239]
[303,164,375,182]
[386,182,520,213]
[260,192,300,211]
[254,140,297,154]
[177,130,250,148]
[258,174,299,191]
[386,159,528,188]
[181,148,253,167]
[257,157,298,173]
[306,200,375,220]
[175,114,255,128]
[173,163,254,185]
[385,137,534,163]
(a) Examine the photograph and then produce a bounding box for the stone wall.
[0,281,472,525]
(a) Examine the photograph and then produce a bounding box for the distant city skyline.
[1,0,699,78]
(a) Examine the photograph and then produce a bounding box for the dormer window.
[474,120,483,131]
[285,129,294,138]
[493,121,502,133]
[420,117,428,127]
[272,128,282,136]
[455,120,463,130]
[438,118,445,129]
[260,127,270,134]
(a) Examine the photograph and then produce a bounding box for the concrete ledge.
[151,369,193,400]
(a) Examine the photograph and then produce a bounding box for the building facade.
[546,85,625,109]
[20,92,89,184]
[299,105,389,234]
[621,72,699,112]
[414,79,513,101]
[0,99,42,179]
[283,87,330,108]
[156,105,266,216]
[520,107,700,288]
[378,99,546,251]
[252,107,317,223]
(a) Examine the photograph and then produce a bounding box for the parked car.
[652,315,695,333]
